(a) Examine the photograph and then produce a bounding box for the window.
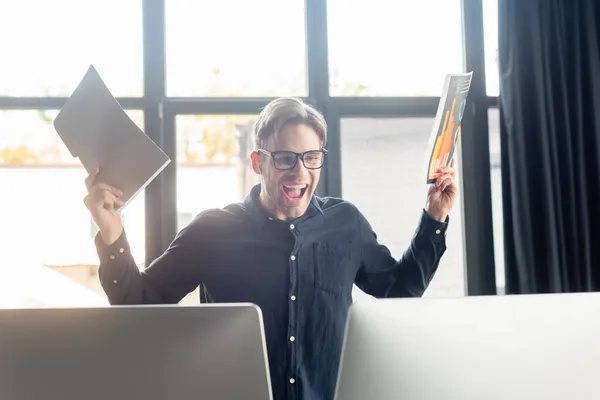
[0,110,145,307]
[175,114,259,220]
[483,0,499,96]
[175,114,259,305]
[488,108,505,292]
[0,0,143,97]
[327,0,464,96]
[0,0,497,306]
[165,0,306,97]
[176,115,259,233]
[340,118,465,299]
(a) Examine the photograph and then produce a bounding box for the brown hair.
[253,97,327,150]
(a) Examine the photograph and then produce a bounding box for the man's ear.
[250,151,262,174]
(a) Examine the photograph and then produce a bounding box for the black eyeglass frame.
[257,149,328,170]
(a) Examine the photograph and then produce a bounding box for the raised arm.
[354,209,448,298]
[354,164,457,297]
[95,228,201,305]
[84,167,200,305]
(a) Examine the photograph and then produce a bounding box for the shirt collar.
[243,184,323,227]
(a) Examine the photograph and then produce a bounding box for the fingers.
[111,194,126,208]
[433,164,456,177]
[84,168,124,198]
[84,185,125,212]
[436,174,455,192]
[85,166,99,192]
[83,166,125,214]
[432,165,456,184]
[84,187,112,209]
[437,165,456,176]
[93,182,124,197]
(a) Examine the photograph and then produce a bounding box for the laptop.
[0,303,272,400]
[334,293,600,400]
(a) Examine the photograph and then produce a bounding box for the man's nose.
[292,157,308,174]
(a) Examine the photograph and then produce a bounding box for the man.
[84,97,457,400]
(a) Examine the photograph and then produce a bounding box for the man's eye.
[277,155,295,164]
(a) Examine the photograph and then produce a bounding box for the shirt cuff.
[417,209,449,243]
[94,229,131,264]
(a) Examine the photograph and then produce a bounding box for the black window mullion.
[460,0,496,295]
[305,0,334,197]
[0,97,144,109]
[143,0,169,263]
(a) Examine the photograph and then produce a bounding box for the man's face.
[251,123,323,221]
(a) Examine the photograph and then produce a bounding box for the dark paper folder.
[53,65,170,213]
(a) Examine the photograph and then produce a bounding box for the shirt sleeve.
[354,208,448,297]
[95,225,202,305]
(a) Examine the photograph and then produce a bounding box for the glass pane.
[166,0,306,97]
[176,115,259,305]
[0,1,143,97]
[488,108,504,292]
[327,0,464,96]
[341,118,465,299]
[483,0,499,96]
[0,110,145,307]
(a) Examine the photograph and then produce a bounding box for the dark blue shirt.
[96,184,448,400]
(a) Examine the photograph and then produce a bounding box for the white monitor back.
[335,293,600,400]
[0,304,273,400]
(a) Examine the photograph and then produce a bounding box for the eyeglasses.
[258,149,328,170]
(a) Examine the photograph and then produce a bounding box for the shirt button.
[289,378,295,384]
[290,336,295,342]
[290,224,295,230]
[435,229,441,234]
[113,280,118,284]
[119,247,125,253]
[109,255,116,260]
[290,255,296,261]
[290,295,296,301]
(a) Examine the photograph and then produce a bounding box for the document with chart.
[424,72,473,183]
[53,65,170,214]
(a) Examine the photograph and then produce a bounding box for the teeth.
[284,184,307,189]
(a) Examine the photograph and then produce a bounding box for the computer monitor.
[334,293,600,400]
[0,303,273,400]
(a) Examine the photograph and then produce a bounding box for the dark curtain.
[498,0,600,294]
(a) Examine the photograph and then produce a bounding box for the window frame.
[0,0,498,296]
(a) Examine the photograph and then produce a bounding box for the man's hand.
[83,167,125,245]
[425,161,458,222]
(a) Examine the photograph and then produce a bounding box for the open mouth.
[282,184,308,200]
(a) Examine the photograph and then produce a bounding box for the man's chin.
[282,197,309,211]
